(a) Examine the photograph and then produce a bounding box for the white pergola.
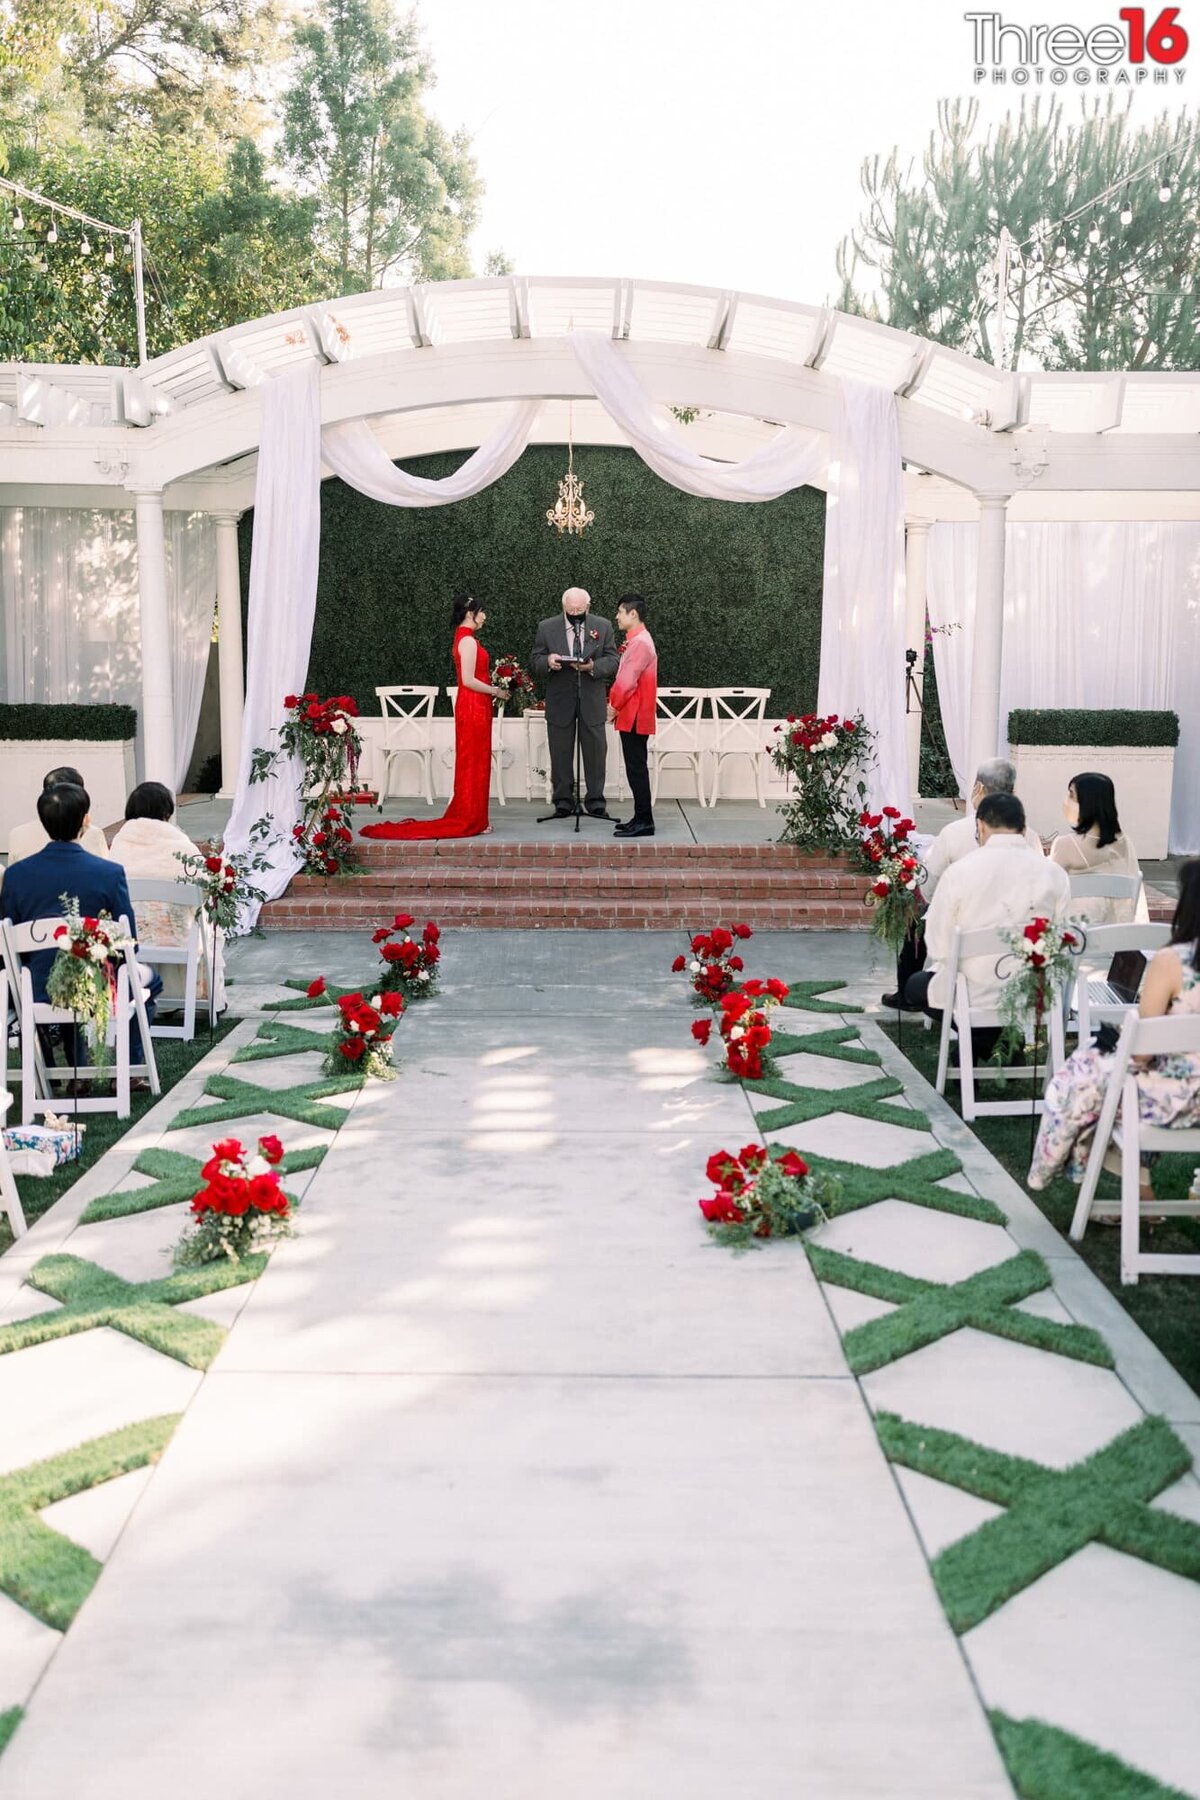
[2,273,1199,793]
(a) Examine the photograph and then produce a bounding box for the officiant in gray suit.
[530,587,620,817]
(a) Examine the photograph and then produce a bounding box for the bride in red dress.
[361,596,505,841]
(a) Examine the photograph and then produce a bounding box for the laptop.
[1089,948,1147,1009]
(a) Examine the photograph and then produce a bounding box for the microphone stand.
[537,658,609,835]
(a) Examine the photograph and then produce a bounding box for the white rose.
[729,1025,745,1041]
[690,960,702,973]
[332,717,347,734]
[89,942,107,962]
[370,995,382,1008]
[348,1021,360,1033]
[821,732,836,749]
[245,1155,271,1178]
[418,969,430,981]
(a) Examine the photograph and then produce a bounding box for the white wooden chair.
[0,1086,28,1239]
[2,916,161,1124]
[522,708,551,804]
[375,685,438,807]
[934,925,1068,1121]
[1069,1010,1200,1284]
[650,688,709,806]
[446,687,507,805]
[1068,921,1171,1044]
[125,878,214,1041]
[708,688,772,807]
[1067,871,1144,916]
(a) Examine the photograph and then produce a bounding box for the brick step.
[261,897,867,931]
[353,841,845,871]
[286,870,866,898]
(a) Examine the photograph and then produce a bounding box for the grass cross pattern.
[877,1409,1200,1632]
[263,978,362,1013]
[232,1020,333,1063]
[79,1145,326,1225]
[781,1147,1007,1226]
[989,1710,1197,1800]
[806,1244,1113,1374]
[0,1415,178,1629]
[0,1254,266,1369]
[750,1072,930,1136]
[169,1069,362,1133]
[778,980,863,1015]
[768,1025,882,1067]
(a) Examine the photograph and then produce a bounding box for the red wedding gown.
[360,627,492,841]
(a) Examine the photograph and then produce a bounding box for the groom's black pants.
[619,730,653,826]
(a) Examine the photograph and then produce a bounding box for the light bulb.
[1120,203,1132,225]
[46,221,57,243]
[104,244,114,266]
[37,254,47,275]
[12,207,23,232]
[1088,222,1101,245]
[1159,182,1172,202]
[80,233,91,255]
[1055,240,1067,260]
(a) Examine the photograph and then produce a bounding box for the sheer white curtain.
[322,401,540,503]
[164,513,217,791]
[925,522,977,797]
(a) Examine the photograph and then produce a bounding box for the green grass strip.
[0,1415,178,1629]
[263,978,361,1012]
[750,1072,929,1134]
[0,1708,21,1757]
[877,1410,1198,1632]
[769,1025,882,1066]
[785,1147,1007,1225]
[779,979,863,1015]
[0,1254,264,1370]
[990,1710,1195,1800]
[80,1145,326,1224]
[806,1245,1113,1374]
[232,1020,331,1063]
[169,1069,362,1133]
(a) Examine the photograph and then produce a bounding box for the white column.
[966,493,1010,782]
[903,518,931,798]
[213,511,245,798]
[130,483,176,785]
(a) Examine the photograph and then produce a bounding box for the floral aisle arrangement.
[771,712,876,852]
[373,914,442,1001]
[671,922,753,1003]
[175,1134,291,1267]
[698,1143,840,1250]
[492,654,538,714]
[46,896,136,1071]
[174,843,269,934]
[324,990,404,1081]
[857,808,923,955]
[692,978,790,1081]
[994,915,1082,1065]
[250,692,364,877]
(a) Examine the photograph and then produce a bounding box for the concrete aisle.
[2,935,1010,1799]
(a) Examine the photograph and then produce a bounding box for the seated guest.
[6,765,110,865]
[108,782,224,1012]
[882,758,1042,1010]
[1047,772,1141,924]
[904,792,1070,1061]
[0,782,158,1071]
[1029,858,1200,1193]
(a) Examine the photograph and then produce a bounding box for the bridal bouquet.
[492,654,537,714]
[175,842,269,934]
[857,808,923,955]
[324,990,403,1081]
[698,1143,839,1250]
[772,711,876,852]
[46,896,137,1071]
[372,914,441,1000]
[671,921,753,1004]
[994,915,1082,1065]
[175,1134,291,1267]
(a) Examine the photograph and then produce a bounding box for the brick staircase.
[259,840,868,931]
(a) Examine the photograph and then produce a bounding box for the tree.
[838,99,1200,371]
[281,0,480,290]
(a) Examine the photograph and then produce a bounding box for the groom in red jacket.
[606,593,658,838]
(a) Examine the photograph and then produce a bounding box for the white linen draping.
[164,512,218,791]
[322,401,541,504]
[927,519,1200,854]
[817,381,909,814]
[925,521,978,797]
[568,330,827,500]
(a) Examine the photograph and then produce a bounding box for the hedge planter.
[0,707,138,854]
[1008,711,1179,858]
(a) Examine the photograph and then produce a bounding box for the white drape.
[817,382,909,813]
[927,519,1200,854]
[568,330,827,499]
[164,513,217,791]
[322,402,540,504]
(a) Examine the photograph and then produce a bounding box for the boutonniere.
[589,628,599,641]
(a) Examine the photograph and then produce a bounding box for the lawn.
[2,1022,236,1254]
[880,1021,1200,1400]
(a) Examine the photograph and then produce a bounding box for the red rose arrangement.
[698,1142,838,1249]
[175,1134,292,1266]
[994,914,1082,1066]
[174,842,269,934]
[324,989,404,1081]
[373,914,441,1001]
[717,979,789,1080]
[770,709,876,852]
[249,692,364,879]
[857,807,924,956]
[671,921,753,1004]
[492,654,537,715]
[46,896,137,1070]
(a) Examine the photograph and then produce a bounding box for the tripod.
[537,663,609,835]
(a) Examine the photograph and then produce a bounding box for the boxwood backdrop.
[238,446,827,716]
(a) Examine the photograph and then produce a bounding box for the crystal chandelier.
[546,403,594,536]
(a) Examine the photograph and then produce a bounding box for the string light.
[37,254,48,276]
[46,220,57,244]
[1119,191,1132,226]
[12,206,23,232]
[1159,167,1172,202]
[1088,218,1101,245]
[79,232,91,255]
[104,244,114,266]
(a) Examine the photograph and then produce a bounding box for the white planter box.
[1010,743,1175,859]
[0,738,137,855]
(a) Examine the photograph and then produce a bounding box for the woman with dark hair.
[109,782,225,1010]
[1029,859,1200,1192]
[362,595,506,841]
[1048,771,1141,924]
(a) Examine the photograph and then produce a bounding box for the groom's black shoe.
[614,820,654,837]
[881,991,923,1013]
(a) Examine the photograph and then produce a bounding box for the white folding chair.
[126,878,215,1042]
[523,708,551,804]
[650,688,709,805]
[708,688,772,807]
[0,1087,28,1239]
[1067,871,1144,918]
[934,925,1067,1121]
[1069,921,1171,1043]
[446,687,506,805]
[375,685,438,807]
[2,917,160,1123]
[1069,1011,1200,1284]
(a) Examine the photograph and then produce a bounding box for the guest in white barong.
[108,782,225,1013]
[1047,772,1142,924]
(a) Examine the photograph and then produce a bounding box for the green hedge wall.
[0,703,138,741]
[238,446,827,715]
[1008,708,1179,748]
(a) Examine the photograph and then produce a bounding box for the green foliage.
[1007,708,1180,748]
[241,449,827,717]
[80,1142,324,1222]
[0,1709,20,1756]
[0,702,137,741]
[990,1711,1196,1800]
[778,979,863,1015]
[168,1068,365,1132]
[917,644,959,798]
[839,97,1200,371]
[750,1072,930,1135]
[797,1147,1008,1225]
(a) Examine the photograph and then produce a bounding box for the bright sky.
[421,0,1193,303]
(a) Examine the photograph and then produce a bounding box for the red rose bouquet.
[994,914,1082,1065]
[373,914,441,1001]
[770,710,876,852]
[857,807,924,955]
[672,921,753,1004]
[174,842,269,933]
[324,990,403,1081]
[698,1143,839,1249]
[249,692,364,878]
[716,978,790,1081]
[492,654,537,715]
[46,894,137,1071]
[174,1133,291,1266]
